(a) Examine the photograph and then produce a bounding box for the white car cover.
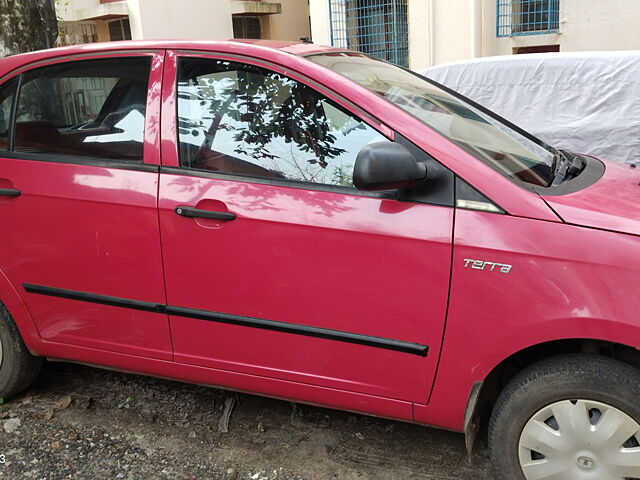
[421,51,640,164]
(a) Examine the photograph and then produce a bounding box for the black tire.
[0,303,43,401]
[488,354,640,480]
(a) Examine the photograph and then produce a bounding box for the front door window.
[176,57,387,187]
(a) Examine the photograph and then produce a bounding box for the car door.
[0,52,172,360]
[158,53,454,402]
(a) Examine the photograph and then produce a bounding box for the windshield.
[308,52,555,187]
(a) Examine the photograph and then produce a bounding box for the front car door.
[158,51,454,404]
[0,52,171,359]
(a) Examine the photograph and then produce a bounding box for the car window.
[14,57,151,162]
[0,78,16,151]
[177,57,388,187]
[309,52,556,187]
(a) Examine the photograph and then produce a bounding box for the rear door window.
[14,57,151,161]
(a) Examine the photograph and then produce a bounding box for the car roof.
[0,39,343,78]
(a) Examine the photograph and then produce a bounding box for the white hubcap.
[519,399,640,480]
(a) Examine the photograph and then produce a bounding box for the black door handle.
[0,188,20,197]
[175,206,236,221]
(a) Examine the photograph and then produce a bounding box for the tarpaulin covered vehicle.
[422,51,640,164]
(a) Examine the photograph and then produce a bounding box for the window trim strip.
[7,74,20,152]
[159,165,397,200]
[0,151,159,172]
[23,283,429,357]
[0,50,161,85]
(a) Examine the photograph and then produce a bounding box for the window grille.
[329,0,409,67]
[233,15,262,39]
[108,18,132,41]
[497,0,559,37]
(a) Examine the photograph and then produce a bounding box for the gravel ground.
[0,361,495,479]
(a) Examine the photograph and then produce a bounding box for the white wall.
[430,0,473,67]
[558,0,640,52]
[56,0,100,22]
[268,0,311,41]
[407,0,432,69]
[57,0,234,40]
[482,0,640,58]
[129,0,233,40]
[308,0,331,46]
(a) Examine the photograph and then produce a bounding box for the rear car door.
[0,52,171,359]
[158,52,454,402]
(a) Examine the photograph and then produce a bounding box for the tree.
[0,0,58,57]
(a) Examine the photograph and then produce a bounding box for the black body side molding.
[23,283,429,357]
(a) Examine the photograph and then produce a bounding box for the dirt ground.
[0,361,494,479]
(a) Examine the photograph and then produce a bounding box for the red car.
[0,40,639,480]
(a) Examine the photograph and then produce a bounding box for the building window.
[328,0,409,67]
[233,15,262,39]
[514,44,560,54]
[497,0,560,37]
[108,18,132,41]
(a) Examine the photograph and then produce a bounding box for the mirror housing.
[353,142,427,191]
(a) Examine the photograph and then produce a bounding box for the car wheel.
[0,303,43,401]
[488,354,640,480]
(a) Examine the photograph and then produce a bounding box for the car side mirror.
[353,142,427,191]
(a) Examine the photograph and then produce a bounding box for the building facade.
[309,0,640,70]
[56,0,310,46]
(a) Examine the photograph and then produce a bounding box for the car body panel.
[0,265,41,352]
[543,158,640,236]
[159,172,453,403]
[0,158,172,359]
[415,208,640,430]
[0,50,171,359]
[34,338,415,422]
